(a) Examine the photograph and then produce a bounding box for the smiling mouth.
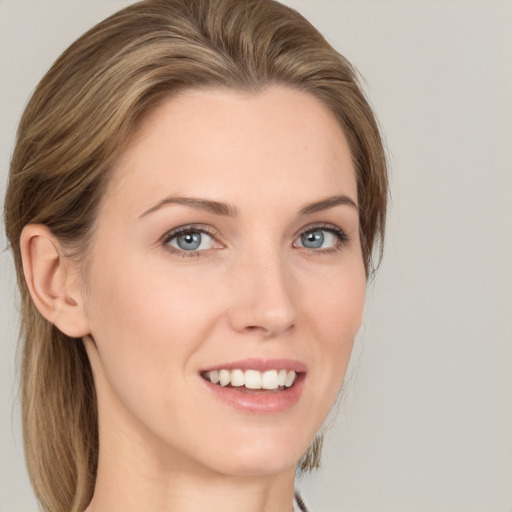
[201,369,298,392]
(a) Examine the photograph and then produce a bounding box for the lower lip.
[201,373,306,414]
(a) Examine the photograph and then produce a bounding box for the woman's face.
[81,86,366,477]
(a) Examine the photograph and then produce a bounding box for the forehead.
[105,86,357,215]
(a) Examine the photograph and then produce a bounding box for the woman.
[3,0,387,511]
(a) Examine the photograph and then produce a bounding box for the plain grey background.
[1,1,511,511]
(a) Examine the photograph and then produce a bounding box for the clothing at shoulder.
[294,491,310,512]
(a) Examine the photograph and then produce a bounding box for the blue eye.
[301,230,326,249]
[162,223,348,259]
[295,226,347,251]
[164,227,215,255]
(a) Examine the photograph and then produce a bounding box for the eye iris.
[177,232,201,250]
[302,230,324,249]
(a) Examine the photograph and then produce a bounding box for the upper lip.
[200,358,307,373]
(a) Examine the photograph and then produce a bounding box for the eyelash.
[161,223,350,259]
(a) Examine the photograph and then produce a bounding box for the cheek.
[299,257,366,420]
[85,254,220,359]
[303,253,366,344]
[82,259,237,464]
[83,253,220,408]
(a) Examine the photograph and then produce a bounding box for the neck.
[85,445,296,512]
[86,464,296,512]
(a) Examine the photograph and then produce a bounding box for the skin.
[22,86,366,512]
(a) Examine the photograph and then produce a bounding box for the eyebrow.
[139,194,358,219]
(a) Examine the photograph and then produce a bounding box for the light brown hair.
[4,1,388,511]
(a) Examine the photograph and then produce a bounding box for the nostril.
[245,325,271,335]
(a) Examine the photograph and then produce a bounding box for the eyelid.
[292,222,348,240]
[161,224,218,242]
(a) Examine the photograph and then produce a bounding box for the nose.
[227,248,297,338]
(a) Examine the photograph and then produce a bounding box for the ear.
[20,224,90,338]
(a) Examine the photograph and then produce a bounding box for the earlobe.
[20,224,90,338]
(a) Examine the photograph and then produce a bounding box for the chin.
[214,455,298,478]
[203,431,312,477]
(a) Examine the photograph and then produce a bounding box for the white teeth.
[244,370,262,389]
[231,369,245,387]
[205,368,298,389]
[219,369,230,387]
[285,370,296,388]
[262,370,279,390]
